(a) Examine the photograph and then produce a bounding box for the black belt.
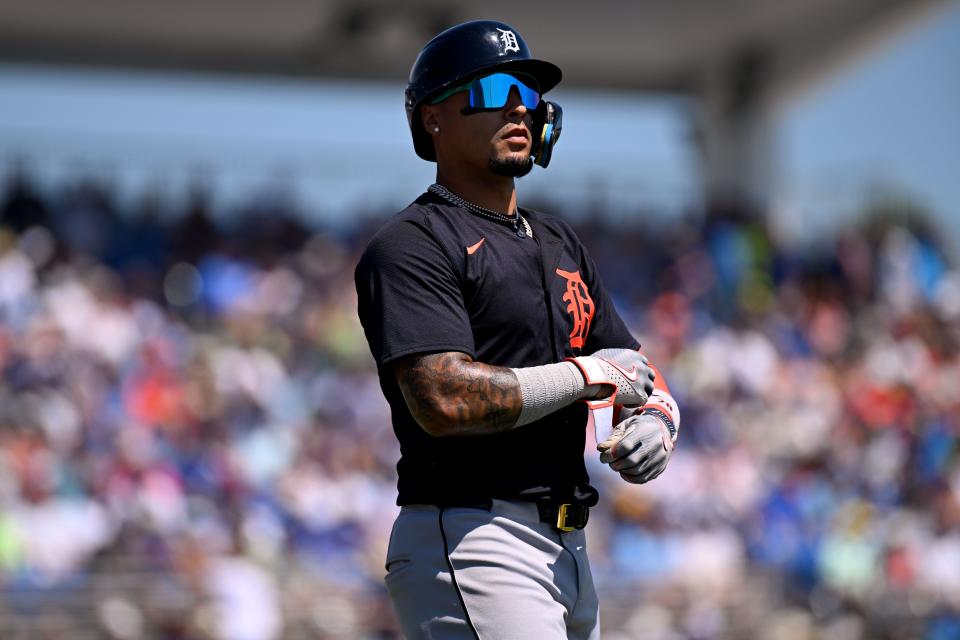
[435,499,590,532]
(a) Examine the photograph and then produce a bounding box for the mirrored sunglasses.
[429,72,541,110]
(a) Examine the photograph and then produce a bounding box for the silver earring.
[433,126,440,133]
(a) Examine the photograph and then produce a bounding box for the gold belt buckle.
[556,503,575,532]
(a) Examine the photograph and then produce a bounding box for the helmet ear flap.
[408,102,437,161]
[531,101,562,168]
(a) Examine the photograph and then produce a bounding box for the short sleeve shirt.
[355,191,639,506]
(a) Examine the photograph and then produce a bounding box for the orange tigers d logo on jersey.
[555,268,595,349]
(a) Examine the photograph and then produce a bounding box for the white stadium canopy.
[0,0,948,205]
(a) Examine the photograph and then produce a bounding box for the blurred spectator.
[0,171,956,638]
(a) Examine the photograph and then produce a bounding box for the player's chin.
[488,148,533,177]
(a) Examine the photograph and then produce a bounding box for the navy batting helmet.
[405,20,562,162]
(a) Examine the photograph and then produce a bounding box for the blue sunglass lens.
[469,74,540,110]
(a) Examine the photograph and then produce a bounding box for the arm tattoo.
[394,352,522,436]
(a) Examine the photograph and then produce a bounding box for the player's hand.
[597,412,674,484]
[568,348,655,407]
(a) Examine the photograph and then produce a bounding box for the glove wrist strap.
[640,407,677,442]
[565,356,617,409]
[641,389,680,441]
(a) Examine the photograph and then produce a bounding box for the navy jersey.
[355,191,639,506]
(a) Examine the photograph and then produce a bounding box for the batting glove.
[597,410,676,484]
[567,348,656,408]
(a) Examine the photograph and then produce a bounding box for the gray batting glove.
[597,412,675,484]
[567,348,656,407]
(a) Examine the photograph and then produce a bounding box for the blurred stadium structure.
[1,1,959,639]
[0,0,951,210]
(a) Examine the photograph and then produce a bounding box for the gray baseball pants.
[384,499,600,639]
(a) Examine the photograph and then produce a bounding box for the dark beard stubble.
[488,155,534,178]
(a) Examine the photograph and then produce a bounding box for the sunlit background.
[0,1,958,638]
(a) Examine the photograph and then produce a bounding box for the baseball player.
[354,20,681,639]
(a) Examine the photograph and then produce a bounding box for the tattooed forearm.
[394,352,522,436]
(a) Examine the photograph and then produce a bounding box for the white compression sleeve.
[510,361,587,427]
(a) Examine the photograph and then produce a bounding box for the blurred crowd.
[0,169,957,640]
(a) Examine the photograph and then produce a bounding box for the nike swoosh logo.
[466,237,486,255]
[607,360,640,382]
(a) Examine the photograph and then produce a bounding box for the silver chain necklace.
[429,183,533,239]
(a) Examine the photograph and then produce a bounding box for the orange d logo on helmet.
[555,268,595,350]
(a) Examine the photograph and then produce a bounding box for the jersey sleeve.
[578,241,641,353]
[355,218,476,367]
